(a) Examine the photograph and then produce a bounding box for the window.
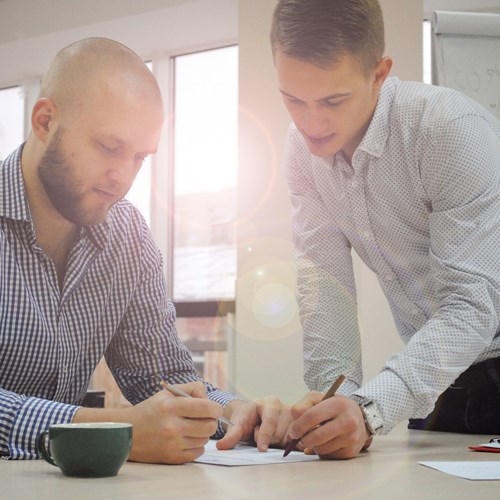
[125,62,153,226]
[172,46,238,302]
[0,86,25,160]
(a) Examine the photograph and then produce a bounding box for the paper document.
[195,440,320,466]
[420,461,500,480]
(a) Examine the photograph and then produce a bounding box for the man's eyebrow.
[94,133,126,146]
[279,89,302,101]
[94,134,157,155]
[279,89,351,102]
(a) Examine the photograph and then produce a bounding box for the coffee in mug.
[36,422,132,477]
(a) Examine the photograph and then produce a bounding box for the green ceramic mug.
[36,422,133,478]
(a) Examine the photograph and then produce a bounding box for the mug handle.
[36,430,57,466]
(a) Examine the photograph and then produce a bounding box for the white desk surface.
[3,424,499,499]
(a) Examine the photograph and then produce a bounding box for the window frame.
[151,48,237,317]
[169,44,238,306]
[0,84,25,160]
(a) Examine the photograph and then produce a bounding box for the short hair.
[270,0,385,71]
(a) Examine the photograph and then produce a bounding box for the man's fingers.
[177,381,208,398]
[303,447,316,455]
[291,391,324,418]
[254,400,281,451]
[215,424,243,450]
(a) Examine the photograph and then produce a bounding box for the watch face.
[363,402,384,434]
[350,396,384,434]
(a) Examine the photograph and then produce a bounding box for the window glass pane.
[125,62,153,226]
[0,86,24,160]
[173,46,238,301]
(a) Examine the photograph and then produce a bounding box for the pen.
[160,381,235,427]
[283,374,346,458]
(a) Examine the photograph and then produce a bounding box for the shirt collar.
[0,144,32,222]
[356,76,398,158]
[83,222,109,250]
[0,144,109,250]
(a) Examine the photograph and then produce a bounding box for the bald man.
[0,38,291,463]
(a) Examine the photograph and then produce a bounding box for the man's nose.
[299,106,330,137]
[106,158,137,188]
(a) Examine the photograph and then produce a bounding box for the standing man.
[0,37,291,463]
[271,0,500,459]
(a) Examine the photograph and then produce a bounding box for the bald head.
[39,37,162,117]
[22,37,164,228]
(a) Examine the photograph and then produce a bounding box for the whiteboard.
[431,10,500,119]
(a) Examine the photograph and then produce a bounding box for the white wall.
[235,0,305,401]
[0,0,193,45]
[234,0,423,403]
[0,0,236,86]
[0,0,425,404]
[3,0,494,404]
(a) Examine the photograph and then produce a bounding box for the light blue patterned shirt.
[285,77,500,433]
[0,146,235,458]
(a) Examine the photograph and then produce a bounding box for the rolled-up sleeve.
[0,388,78,459]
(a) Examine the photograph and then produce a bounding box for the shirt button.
[62,365,68,373]
[384,273,395,282]
[351,180,359,188]
[363,230,372,239]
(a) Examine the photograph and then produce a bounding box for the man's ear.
[31,98,57,144]
[373,56,393,91]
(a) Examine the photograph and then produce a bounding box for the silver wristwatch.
[349,395,384,435]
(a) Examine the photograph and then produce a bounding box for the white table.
[3,424,499,499]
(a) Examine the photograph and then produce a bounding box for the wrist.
[223,399,246,420]
[73,406,132,424]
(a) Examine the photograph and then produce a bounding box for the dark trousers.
[408,358,500,434]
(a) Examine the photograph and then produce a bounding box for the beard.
[37,129,114,226]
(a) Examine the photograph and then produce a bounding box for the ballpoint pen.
[283,374,346,458]
[160,381,235,427]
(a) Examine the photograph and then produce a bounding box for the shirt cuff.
[207,389,243,439]
[7,397,79,459]
[354,369,416,434]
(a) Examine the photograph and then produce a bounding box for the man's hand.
[74,381,222,465]
[215,396,293,452]
[287,392,372,459]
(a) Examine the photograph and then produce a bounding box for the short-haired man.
[271,0,500,459]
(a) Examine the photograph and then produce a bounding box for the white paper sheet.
[195,440,320,466]
[420,461,500,481]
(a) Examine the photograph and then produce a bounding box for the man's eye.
[324,100,342,108]
[285,96,302,105]
[100,143,119,154]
